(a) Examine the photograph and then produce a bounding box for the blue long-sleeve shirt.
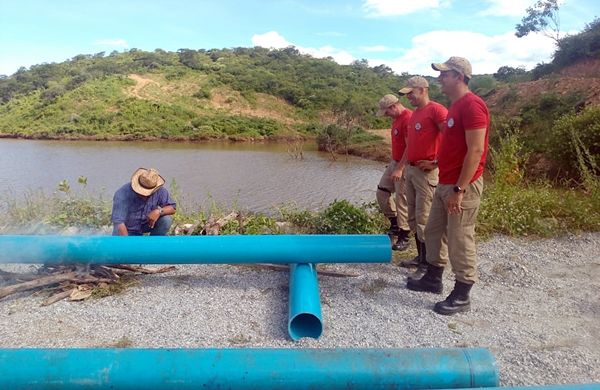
[111,183,177,234]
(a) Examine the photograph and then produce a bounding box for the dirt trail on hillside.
[127,74,159,99]
[210,90,301,125]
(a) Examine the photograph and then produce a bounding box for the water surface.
[0,139,385,212]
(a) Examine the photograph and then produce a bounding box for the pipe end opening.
[289,313,323,341]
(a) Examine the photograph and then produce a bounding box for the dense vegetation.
[0,47,410,143]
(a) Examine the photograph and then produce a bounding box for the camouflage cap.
[431,56,473,79]
[398,76,429,95]
[376,94,399,116]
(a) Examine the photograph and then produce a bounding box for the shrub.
[469,75,497,97]
[314,200,382,234]
[316,124,352,153]
[553,17,600,68]
[547,106,600,177]
[489,119,529,187]
[193,88,211,99]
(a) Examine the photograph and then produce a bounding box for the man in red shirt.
[407,57,490,315]
[398,76,448,271]
[376,94,413,251]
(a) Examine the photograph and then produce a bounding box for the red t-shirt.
[438,92,490,184]
[406,101,447,163]
[391,109,412,161]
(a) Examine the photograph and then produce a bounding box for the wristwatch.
[156,206,164,215]
[453,185,466,194]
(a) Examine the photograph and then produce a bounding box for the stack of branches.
[0,213,238,306]
[0,264,176,306]
[173,211,240,236]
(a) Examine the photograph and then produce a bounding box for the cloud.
[94,39,129,48]
[362,0,441,17]
[251,29,556,78]
[301,46,355,64]
[478,0,535,17]
[251,31,291,49]
[368,30,556,75]
[252,31,355,65]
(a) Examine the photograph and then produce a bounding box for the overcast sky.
[1,0,598,77]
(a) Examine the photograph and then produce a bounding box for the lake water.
[0,139,385,212]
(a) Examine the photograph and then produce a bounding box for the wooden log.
[41,289,75,306]
[203,211,239,235]
[231,264,360,278]
[107,265,176,274]
[0,272,78,300]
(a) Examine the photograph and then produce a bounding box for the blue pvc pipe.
[0,348,499,389]
[460,386,600,389]
[0,234,391,265]
[288,263,322,340]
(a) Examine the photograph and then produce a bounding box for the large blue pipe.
[0,348,499,389]
[288,263,322,340]
[462,386,599,389]
[0,234,391,264]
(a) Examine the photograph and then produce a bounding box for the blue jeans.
[113,215,173,236]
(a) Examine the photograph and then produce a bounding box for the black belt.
[408,160,436,166]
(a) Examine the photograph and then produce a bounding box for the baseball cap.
[376,94,399,116]
[398,76,429,95]
[431,56,473,79]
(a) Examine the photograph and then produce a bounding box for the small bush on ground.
[547,106,600,177]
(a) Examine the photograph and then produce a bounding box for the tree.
[494,66,527,82]
[515,0,561,44]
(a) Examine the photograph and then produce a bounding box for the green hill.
[0,47,413,142]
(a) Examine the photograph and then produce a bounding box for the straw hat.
[130,168,165,196]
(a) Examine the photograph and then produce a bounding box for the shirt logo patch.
[448,118,455,128]
[393,128,399,136]
[415,122,422,131]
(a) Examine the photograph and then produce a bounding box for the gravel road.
[1,233,599,387]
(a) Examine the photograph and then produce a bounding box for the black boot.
[392,229,410,251]
[386,217,400,235]
[407,240,429,280]
[433,281,473,315]
[401,236,423,268]
[406,263,443,294]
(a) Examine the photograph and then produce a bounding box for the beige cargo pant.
[376,161,409,230]
[404,165,438,242]
[425,177,484,284]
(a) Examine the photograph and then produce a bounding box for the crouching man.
[112,167,176,236]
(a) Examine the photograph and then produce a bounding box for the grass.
[0,171,598,238]
[92,275,140,298]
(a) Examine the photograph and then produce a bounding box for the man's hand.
[417,160,437,172]
[115,223,128,236]
[147,209,161,228]
[447,192,463,215]
[390,168,404,181]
